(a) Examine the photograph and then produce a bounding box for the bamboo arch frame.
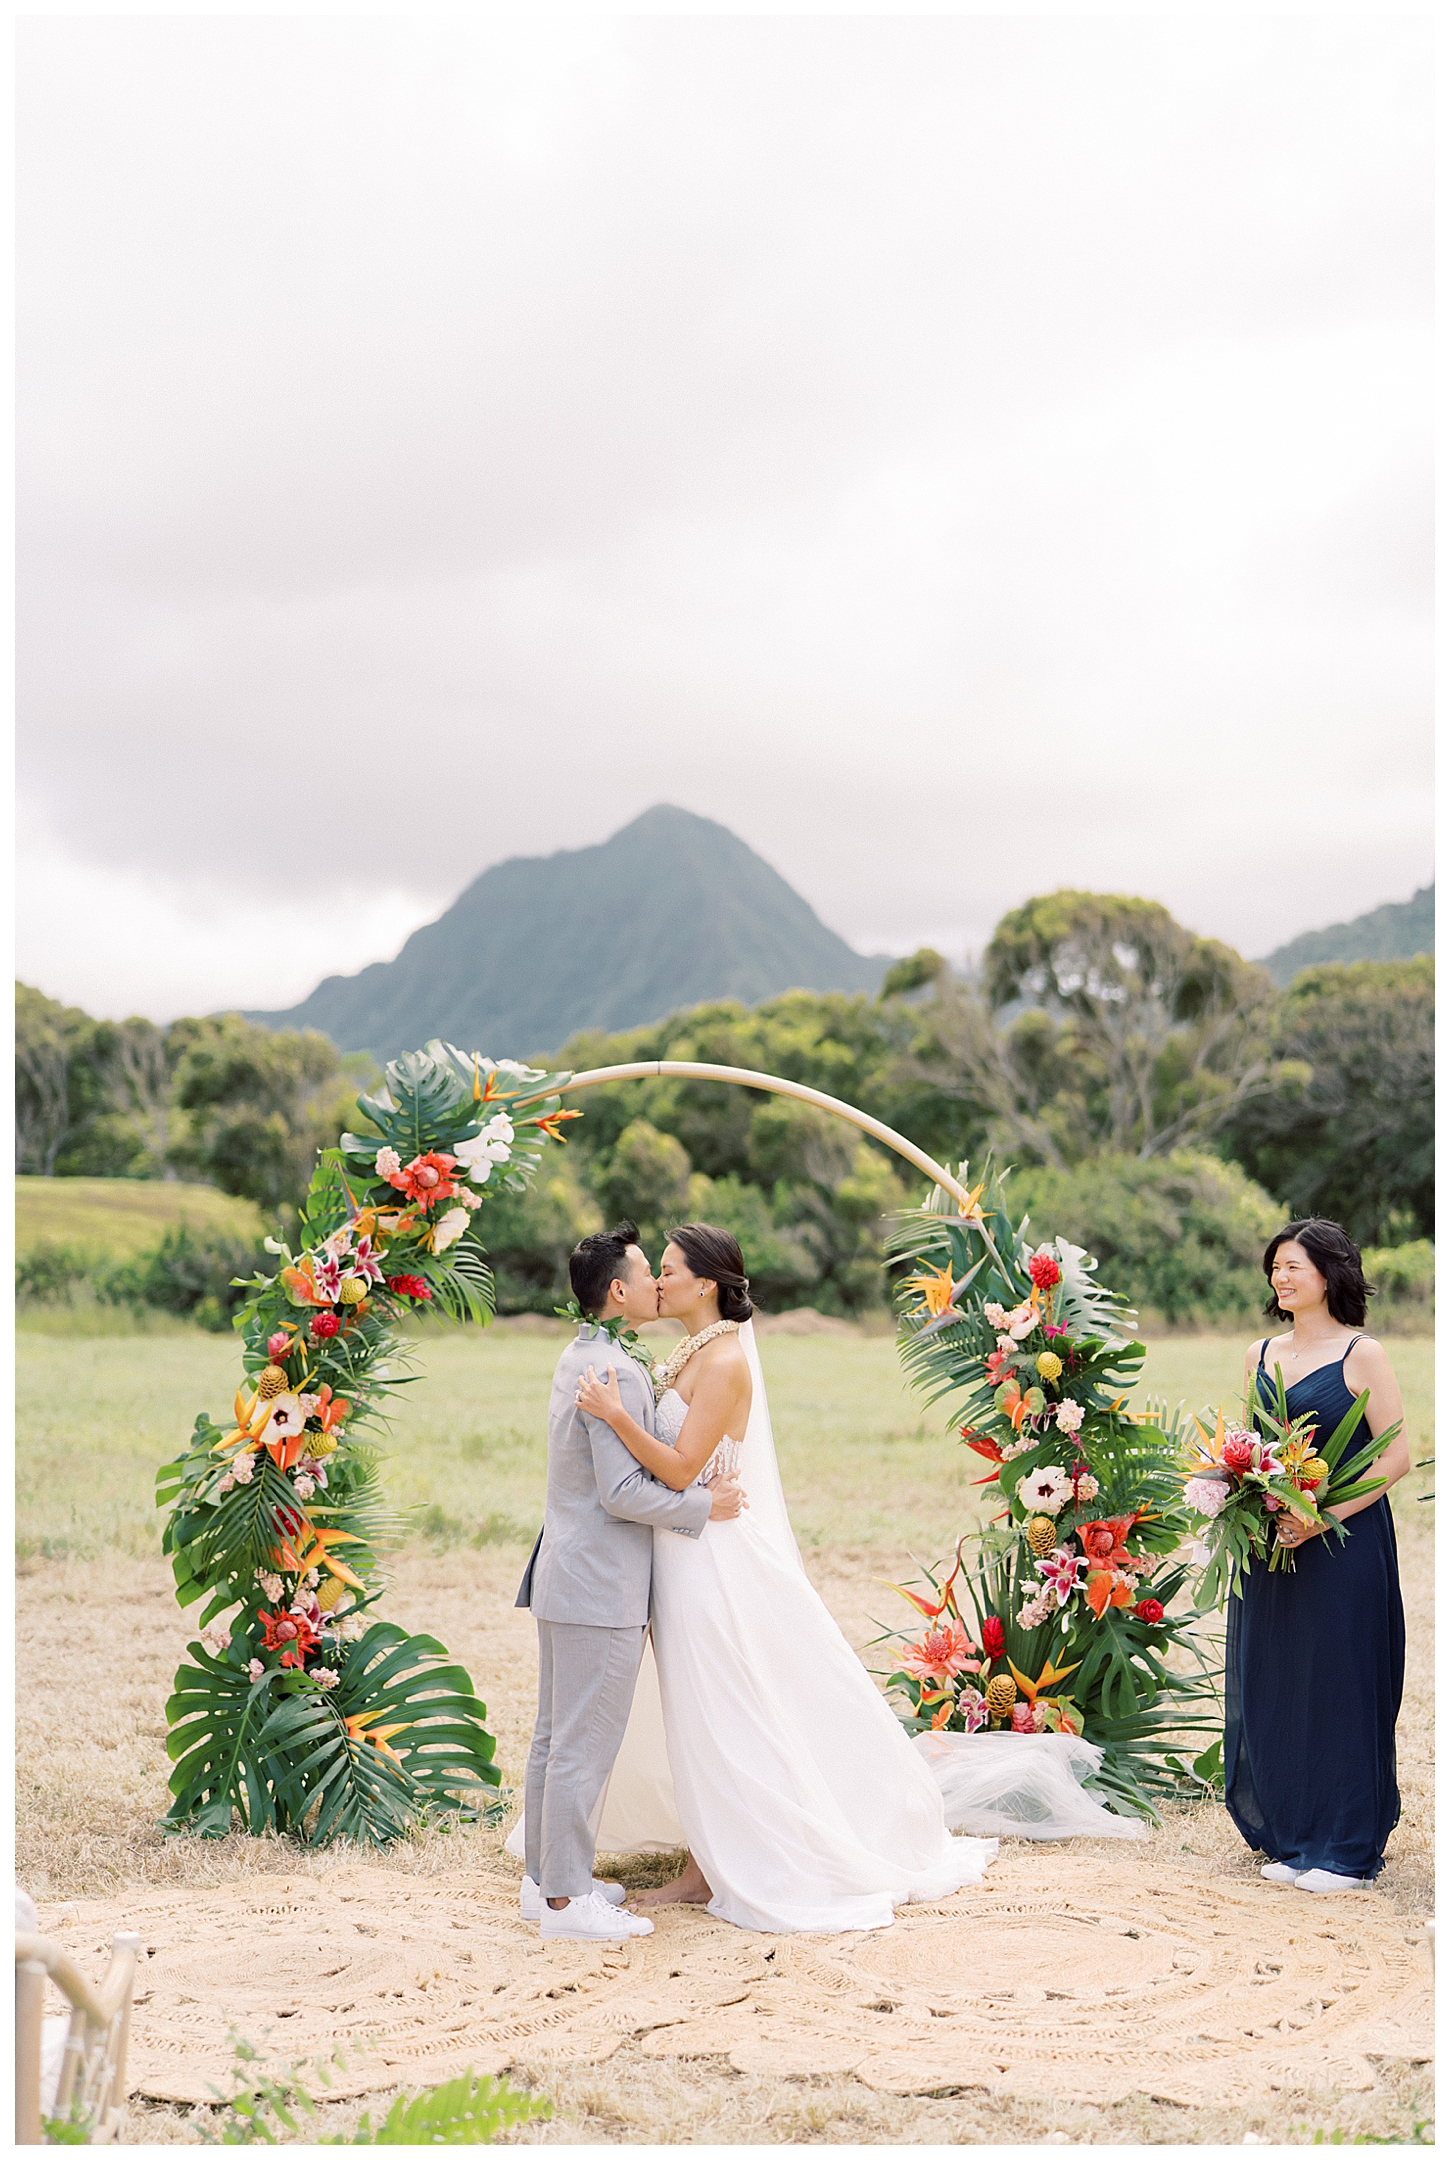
[510,1060,973,1213]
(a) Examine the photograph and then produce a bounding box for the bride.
[574,1222,996,1934]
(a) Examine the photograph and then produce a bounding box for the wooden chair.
[14,1931,142,2145]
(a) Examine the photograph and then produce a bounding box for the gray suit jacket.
[516,1325,712,1627]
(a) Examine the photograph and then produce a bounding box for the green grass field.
[16,1175,266,1259]
[16,1318,1434,1566]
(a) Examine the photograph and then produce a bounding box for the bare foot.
[632,1856,713,1908]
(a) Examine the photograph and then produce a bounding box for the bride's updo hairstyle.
[669,1223,754,1322]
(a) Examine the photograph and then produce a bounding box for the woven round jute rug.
[38,1849,1431,2110]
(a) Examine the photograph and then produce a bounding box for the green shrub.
[15,1239,97,1303]
[16,1225,267,1332]
[1361,1239,1435,1319]
[1005,1150,1282,1328]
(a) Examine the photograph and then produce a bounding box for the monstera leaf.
[163,1647,287,1838]
[261,1623,502,1847]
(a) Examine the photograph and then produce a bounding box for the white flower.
[293,1475,316,1500]
[375,1147,402,1179]
[1017,1591,1055,1629]
[454,1116,514,1183]
[1185,1476,1229,1520]
[1004,1302,1038,1341]
[1075,1473,1100,1502]
[256,1570,284,1603]
[1054,1400,1084,1435]
[1002,1432,1038,1460]
[996,1334,1017,1356]
[201,1622,232,1655]
[430,1207,470,1254]
[338,1613,367,1642]
[984,1302,1009,1330]
[1016,1465,1073,1516]
[232,1456,255,1485]
[248,1658,265,1681]
[311,1668,340,1691]
[457,1186,482,1211]
[217,1473,236,1495]
[305,1569,320,1589]
[259,1394,307,1448]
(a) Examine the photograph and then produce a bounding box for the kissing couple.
[513,1219,996,1941]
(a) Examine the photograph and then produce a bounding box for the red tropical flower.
[1028,1252,1062,1291]
[1135,1598,1165,1624]
[385,1274,433,1301]
[257,1606,320,1669]
[1222,1434,1254,1473]
[311,1311,341,1339]
[981,1616,1006,1660]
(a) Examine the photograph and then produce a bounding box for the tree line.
[16,890,1433,1324]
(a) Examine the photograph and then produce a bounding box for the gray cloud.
[17,15,1432,1020]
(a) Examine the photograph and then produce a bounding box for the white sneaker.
[540,1889,653,1942]
[1260,1862,1302,1885]
[1295,1869,1373,1894]
[519,1875,626,1922]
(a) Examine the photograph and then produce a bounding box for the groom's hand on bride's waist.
[708,1474,747,1521]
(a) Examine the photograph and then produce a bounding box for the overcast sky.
[17,14,1433,1023]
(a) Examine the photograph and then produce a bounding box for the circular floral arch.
[513,1060,973,1212]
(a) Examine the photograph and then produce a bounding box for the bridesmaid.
[1226,1219,1409,1893]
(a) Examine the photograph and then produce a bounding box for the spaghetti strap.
[1340,1335,1362,1363]
[1256,1339,1270,1372]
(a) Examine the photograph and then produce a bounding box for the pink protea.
[900,1621,979,1683]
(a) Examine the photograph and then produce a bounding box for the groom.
[515,1220,745,1942]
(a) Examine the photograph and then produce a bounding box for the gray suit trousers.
[525,1618,646,1899]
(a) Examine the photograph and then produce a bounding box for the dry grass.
[15,1323,1434,2144]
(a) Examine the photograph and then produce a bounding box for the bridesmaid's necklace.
[652,1319,739,1399]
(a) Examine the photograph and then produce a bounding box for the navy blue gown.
[1224,1337,1405,1879]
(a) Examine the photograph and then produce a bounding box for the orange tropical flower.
[273,1523,368,1591]
[900,1621,979,1684]
[534,1108,583,1144]
[906,1263,957,1319]
[345,1709,408,1764]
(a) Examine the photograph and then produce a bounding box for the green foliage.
[591,1117,691,1249]
[470,1159,601,1313]
[157,1043,572,1845]
[895,891,1283,1171]
[882,1161,1218,1813]
[19,1224,273,1331]
[555,991,931,1313]
[1221,958,1434,1243]
[194,2027,548,2145]
[331,2068,548,2144]
[1007,1150,1282,1326]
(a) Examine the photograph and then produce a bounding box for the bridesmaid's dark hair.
[1262,1219,1374,1327]
[668,1223,754,1322]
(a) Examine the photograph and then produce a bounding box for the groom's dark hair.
[570,1220,641,1318]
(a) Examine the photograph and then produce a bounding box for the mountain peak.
[246,810,886,1059]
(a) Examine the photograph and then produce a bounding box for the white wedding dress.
[594,1322,998,1933]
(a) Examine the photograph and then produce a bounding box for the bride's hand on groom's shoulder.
[576,1363,626,1426]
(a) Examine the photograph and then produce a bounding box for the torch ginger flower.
[257,1606,320,1669]
[387,1151,460,1206]
[1027,1247,1062,1291]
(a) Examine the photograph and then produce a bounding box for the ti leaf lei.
[553,1298,656,1379]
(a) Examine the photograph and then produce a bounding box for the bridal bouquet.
[1182,1371,1394,1609]
[156,1042,578,1846]
[880,1159,1218,1817]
